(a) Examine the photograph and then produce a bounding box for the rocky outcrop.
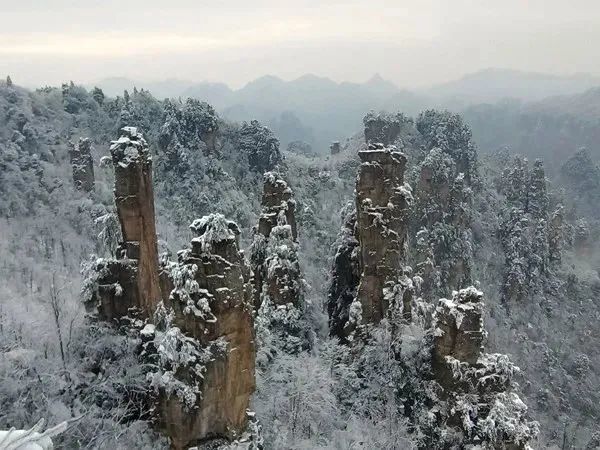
[327,208,360,339]
[152,214,255,449]
[355,144,412,324]
[112,127,162,316]
[68,137,94,192]
[251,172,301,309]
[363,112,408,146]
[89,127,161,320]
[432,287,486,384]
[404,287,539,449]
[258,172,297,241]
[328,144,413,338]
[84,129,257,448]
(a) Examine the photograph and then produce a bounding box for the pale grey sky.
[1,0,599,88]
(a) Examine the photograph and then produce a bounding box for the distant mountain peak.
[364,73,398,92]
[368,73,385,83]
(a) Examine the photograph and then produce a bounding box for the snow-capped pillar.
[251,172,302,309]
[155,214,255,449]
[109,127,162,317]
[355,144,412,324]
[432,287,485,367]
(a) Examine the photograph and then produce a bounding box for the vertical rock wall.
[355,144,412,324]
[432,287,485,374]
[69,137,95,192]
[328,144,413,338]
[110,127,162,317]
[89,127,161,320]
[88,128,256,448]
[251,172,301,309]
[156,214,255,449]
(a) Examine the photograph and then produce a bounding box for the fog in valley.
[1,2,600,449]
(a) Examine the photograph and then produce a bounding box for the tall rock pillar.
[355,144,412,324]
[251,172,302,309]
[91,127,162,320]
[154,214,255,449]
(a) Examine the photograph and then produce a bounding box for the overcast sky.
[1,0,599,88]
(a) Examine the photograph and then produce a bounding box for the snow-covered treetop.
[109,126,150,168]
[452,286,483,305]
[358,143,407,165]
[189,213,240,252]
[416,109,479,184]
[159,98,219,151]
[264,171,291,193]
[238,120,282,173]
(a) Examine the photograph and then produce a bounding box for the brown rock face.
[87,129,255,448]
[258,172,297,241]
[89,128,161,320]
[158,214,255,449]
[432,287,485,369]
[416,287,537,448]
[69,137,94,192]
[355,144,412,324]
[109,127,162,317]
[251,172,301,309]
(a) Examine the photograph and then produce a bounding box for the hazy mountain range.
[94,68,600,153]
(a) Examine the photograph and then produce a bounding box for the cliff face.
[69,137,94,192]
[257,172,297,241]
[432,287,486,382]
[419,287,538,448]
[355,144,412,324]
[87,128,255,449]
[155,214,255,449]
[327,209,360,339]
[251,172,301,309]
[328,144,413,338]
[90,127,161,320]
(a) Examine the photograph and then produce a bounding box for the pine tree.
[91,86,105,105]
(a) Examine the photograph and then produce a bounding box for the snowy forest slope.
[1,78,600,448]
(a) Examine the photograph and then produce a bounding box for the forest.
[1,74,600,450]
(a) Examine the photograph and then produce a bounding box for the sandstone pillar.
[355,144,411,324]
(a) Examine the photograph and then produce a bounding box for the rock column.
[251,172,301,309]
[355,144,412,324]
[156,214,255,449]
[91,127,161,320]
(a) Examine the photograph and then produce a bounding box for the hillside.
[1,79,600,448]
